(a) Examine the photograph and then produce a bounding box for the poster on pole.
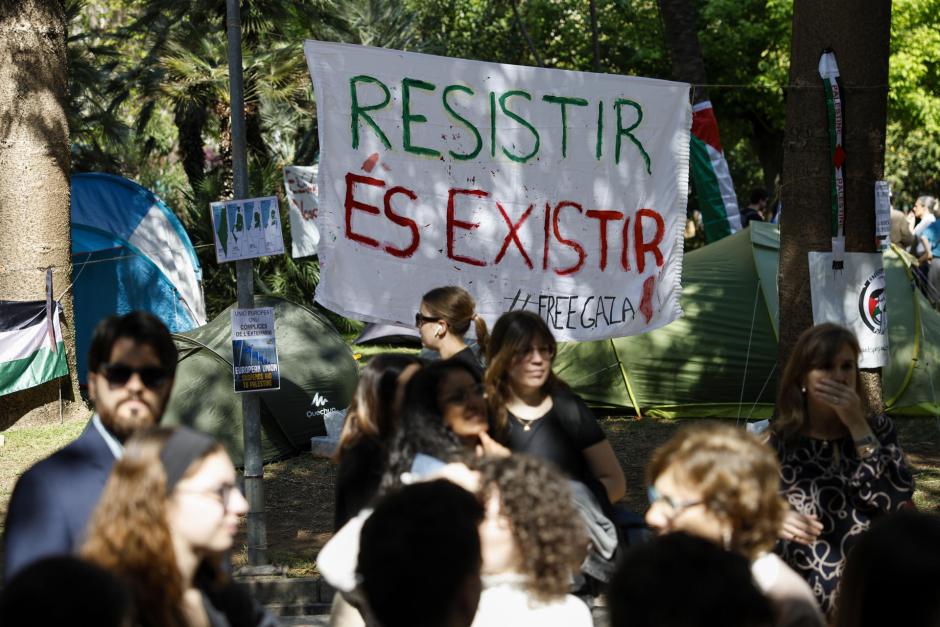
[210,196,285,263]
[284,165,320,258]
[231,307,280,392]
[304,41,691,342]
[808,252,889,368]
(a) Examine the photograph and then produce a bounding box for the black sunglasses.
[100,363,170,389]
[415,312,443,327]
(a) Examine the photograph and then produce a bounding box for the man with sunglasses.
[4,312,177,581]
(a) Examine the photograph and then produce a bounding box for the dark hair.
[87,311,178,376]
[773,323,863,441]
[836,511,940,627]
[0,556,134,627]
[335,353,423,460]
[750,188,769,205]
[382,360,480,489]
[608,532,774,627]
[485,311,565,438]
[473,455,586,601]
[358,480,484,627]
[422,286,489,353]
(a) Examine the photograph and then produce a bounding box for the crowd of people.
[0,285,933,627]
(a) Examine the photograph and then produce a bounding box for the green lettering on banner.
[498,90,540,163]
[442,85,483,160]
[614,99,651,174]
[489,91,497,158]
[595,100,604,160]
[349,75,391,150]
[402,78,441,157]
[542,95,588,158]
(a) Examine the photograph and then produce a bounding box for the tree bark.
[657,0,708,103]
[0,0,85,428]
[778,0,891,410]
[174,101,207,193]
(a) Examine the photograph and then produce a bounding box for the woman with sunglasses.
[645,423,824,627]
[485,311,625,509]
[82,426,274,627]
[416,286,489,378]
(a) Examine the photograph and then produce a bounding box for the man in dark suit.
[3,312,177,581]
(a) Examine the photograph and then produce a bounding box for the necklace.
[512,413,538,432]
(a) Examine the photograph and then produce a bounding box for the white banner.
[304,41,690,341]
[285,165,320,258]
[808,252,889,368]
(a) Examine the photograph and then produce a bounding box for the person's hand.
[780,510,823,545]
[476,431,511,458]
[812,378,867,430]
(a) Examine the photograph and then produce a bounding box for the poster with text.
[809,252,889,368]
[231,307,280,392]
[284,165,320,258]
[304,41,691,341]
[210,196,285,263]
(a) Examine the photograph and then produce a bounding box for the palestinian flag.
[0,300,68,396]
[689,100,742,242]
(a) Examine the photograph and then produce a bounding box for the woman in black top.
[485,311,625,507]
[769,323,914,615]
[416,286,489,378]
[333,353,422,530]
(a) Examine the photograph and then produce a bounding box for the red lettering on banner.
[447,188,488,267]
[344,172,385,248]
[383,186,419,258]
[542,203,551,271]
[634,208,665,273]
[620,216,632,271]
[639,274,656,323]
[585,209,624,271]
[495,202,534,268]
[552,201,586,276]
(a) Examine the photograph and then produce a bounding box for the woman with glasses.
[645,423,823,627]
[82,426,275,627]
[384,360,507,488]
[770,323,914,616]
[485,311,625,509]
[416,286,489,377]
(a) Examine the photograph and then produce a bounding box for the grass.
[2,414,938,577]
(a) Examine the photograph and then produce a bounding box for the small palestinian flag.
[689,100,742,243]
[0,300,68,396]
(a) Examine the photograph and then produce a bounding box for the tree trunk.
[174,101,207,194]
[657,0,709,103]
[0,0,85,428]
[778,0,891,410]
[747,112,785,195]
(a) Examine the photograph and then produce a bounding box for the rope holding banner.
[819,49,846,270]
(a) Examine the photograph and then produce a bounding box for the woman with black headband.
[83,426,277,627]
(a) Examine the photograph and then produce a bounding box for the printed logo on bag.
[306,392,336,418]
[858,268,886,334]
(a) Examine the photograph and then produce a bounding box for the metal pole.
[226,0,269,568]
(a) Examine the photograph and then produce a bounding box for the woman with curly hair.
[485,311,625,508]
[382,360,506,488]
[471,454,592,627]
[416,286,489,377]
[334,353,423,530]
[82,426,274,627]
[770,323,914,615]
[646,423,823,627]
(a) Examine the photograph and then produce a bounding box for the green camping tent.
[555,221,940,419]
[162,297,359,465]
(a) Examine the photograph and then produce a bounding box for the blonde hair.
[421,286,489,352]
[647,423,786,560]
[82,427,224,627]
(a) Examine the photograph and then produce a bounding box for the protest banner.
[284,165,320,258]
[304,42,690,341]
[809,252,889,368]
[231,307,280,392]
[210,196,285,263]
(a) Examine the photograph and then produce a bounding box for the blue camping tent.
[71,173,207,384]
